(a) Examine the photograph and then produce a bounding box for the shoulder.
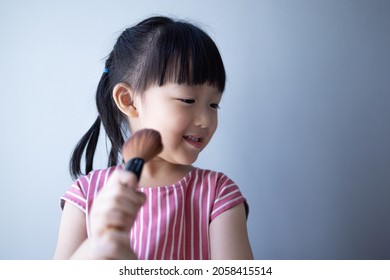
[187,167,235,184]
[72,165,123,193]
[190,167,238,190]
[61,165,122,210]
[191,168,248,221]
[185,168,241,199]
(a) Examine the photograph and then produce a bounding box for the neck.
[138,157,194,187]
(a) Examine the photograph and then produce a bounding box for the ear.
[112,83,139,118]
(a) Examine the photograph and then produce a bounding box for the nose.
[193,107,214,128]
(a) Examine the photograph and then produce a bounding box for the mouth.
[183,135,203,149]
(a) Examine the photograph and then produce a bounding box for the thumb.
[118,170,139,190]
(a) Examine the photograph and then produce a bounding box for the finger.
[94,177,146,215]
[106,183,146,208]
[135,191,146,205]
[94,194,145,221]
[117,170,139,190]
[95,188,146,221]
[92,203,139,235]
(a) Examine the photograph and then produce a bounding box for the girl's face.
[132,83,221,165]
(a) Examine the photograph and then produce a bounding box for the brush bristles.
[122,129,163,163]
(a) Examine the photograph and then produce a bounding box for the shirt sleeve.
[60,175,89,213]
[210,173,248,221]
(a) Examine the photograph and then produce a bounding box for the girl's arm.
[53,202,137,259]
[209,203,254,259]
[53,170,143,259]
[53,202,91,259]
[53,201,137,259]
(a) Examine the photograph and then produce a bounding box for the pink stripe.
[153,188,162,259]
[159,187,170,259]
[137,201,145,258]
[177,181,185,259]
[170,185,179,259]
[189,169,199,259]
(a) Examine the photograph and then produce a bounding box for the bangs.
[136,22,226,93]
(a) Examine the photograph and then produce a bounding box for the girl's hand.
[88,170,145,259]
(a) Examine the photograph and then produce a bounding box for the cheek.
[143,112,188,144]
[161,118,187,142]
[139,105,168,128]
[210,113,218,133]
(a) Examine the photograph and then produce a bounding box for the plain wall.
[0,0,389,259]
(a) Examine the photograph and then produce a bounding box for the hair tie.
[103,68,110,73]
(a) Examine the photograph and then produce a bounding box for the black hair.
[69,16,226,179]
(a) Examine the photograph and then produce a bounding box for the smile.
[183,135,203,149]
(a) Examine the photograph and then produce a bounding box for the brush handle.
[124,158,144,180]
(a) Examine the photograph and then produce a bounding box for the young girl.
[54,16,253,260]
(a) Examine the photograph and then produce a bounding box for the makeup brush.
[100,129,162,248]
[122,129,163,179]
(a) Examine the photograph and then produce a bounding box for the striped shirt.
[61,166,247,260]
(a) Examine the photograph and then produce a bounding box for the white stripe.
[70,183,84,193]
[131,206,137,253]
[86,172,91,183]
[79,173,90,197]
[190,169,199,259]
[138,200,144,258]
[170,185,179,259]
[206,171,212,256]
[145,188,153,259]
[84,172,91,236]
[217,182,236,190]
[65,191,86,204]
[219,174,228,184]
[92,170,103,201]
[177,182,185,258]
[198,169,205,259]
[211,196,244,217]
[103,167,112,186]
[86,170,103,236]
[160,186,170,259]
[215,188,240,204]
[214,185,238,203]
[153,188,162,260]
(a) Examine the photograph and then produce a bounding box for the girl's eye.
[179,99,195,104]
[210,103,220,109]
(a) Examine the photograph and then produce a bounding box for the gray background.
[1,0,389,259]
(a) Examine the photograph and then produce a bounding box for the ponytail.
[96,64,125,173]
[69,116,101,179]
[69,67,125,179]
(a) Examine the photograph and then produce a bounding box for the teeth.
[186,136,201,142]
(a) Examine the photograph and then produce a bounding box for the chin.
[178,158,197,166]
[177,154,199,166]
[161,152,198,166]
